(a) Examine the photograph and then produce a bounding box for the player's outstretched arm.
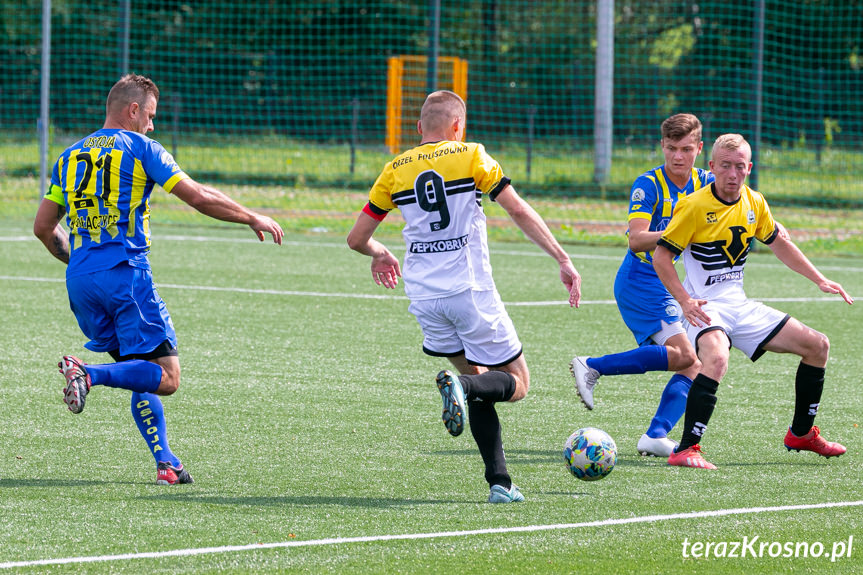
[653,245,711,327]
[33,198,70,264]
[170,179,283,245]
[768,233,854,304]
[495,185,581,307]
[347,212,402,289]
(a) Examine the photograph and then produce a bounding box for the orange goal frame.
[386,55,468,154]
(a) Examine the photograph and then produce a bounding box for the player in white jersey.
[653,134,853,469]
[347,90,581,502]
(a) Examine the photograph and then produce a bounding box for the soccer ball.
[563,427,617,481]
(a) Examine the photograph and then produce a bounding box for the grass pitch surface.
[1,220,861,574]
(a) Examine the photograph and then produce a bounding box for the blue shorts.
[613,254,682,347]
[66,262,177,356]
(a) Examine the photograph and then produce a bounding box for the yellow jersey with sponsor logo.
[657,183,778,302]
[364,140,510,300]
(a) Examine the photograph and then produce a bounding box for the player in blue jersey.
[569,114,713,457]
[33,74,283,484]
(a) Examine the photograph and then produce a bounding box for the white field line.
[4,233,863,272]
[0,234,625,261]
[1,500,861,569]
[0,275,851,306]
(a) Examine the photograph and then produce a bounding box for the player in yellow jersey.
[347,90,581,503]
[654,134,853,469]
[34,74,283,484]
[569,114,710,457]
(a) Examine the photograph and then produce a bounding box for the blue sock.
[131,393,181,467]
[586,346,668,376]
[85,361,161,394]
[646,374,693,438]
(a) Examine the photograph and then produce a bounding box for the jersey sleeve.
[471,144,509,198]
[657,195,695,255]
[627,174,659,222]
[753,190,779,244]
[44,158,65,205]
[366,162,396,218]
[141,139,190,193]
[362,201,389,221]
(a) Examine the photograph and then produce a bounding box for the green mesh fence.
[2,0,861,206]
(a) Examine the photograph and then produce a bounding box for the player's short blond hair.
[661,113,702,142]
[420,90,466,134]
[106,74,160,115]
[711,133,751,160]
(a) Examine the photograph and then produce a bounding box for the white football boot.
[637,433,679,457]
[569,356,600,410]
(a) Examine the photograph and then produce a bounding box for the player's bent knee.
[157,377,180,396]
[150,355,180,396]
[667,346,699,372]
[508,376,529,402]
[809,332,830,363]
[156,367,181,395]
[682,347,699,369]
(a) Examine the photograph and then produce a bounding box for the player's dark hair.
[106,74,160,114]
[661,113,702,142]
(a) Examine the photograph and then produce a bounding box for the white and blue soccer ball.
[563,427,617,481]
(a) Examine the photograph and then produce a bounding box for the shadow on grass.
[430,449,826,469]
[714,459,827,467]
[0,478,138,487]
[542,490,595,497]
[139,493,449,508]
[433,448,666,467]
[431,448,559,464]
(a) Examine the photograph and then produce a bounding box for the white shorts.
[650,319,687,346]
[685,298,790,361]
[408,289,523,367]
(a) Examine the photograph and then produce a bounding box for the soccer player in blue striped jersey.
[570,114,713,457]
[34,74,283,485]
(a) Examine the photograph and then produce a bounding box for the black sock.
[791,362,825,436]
[468,400,511,489]
[458,371,516,403]
[678,374,719,451]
